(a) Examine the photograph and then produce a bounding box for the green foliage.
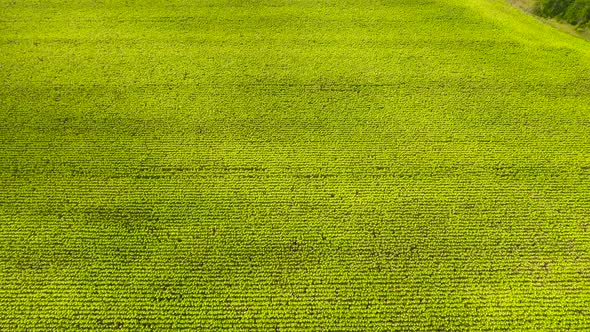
[538,0,590,25]
[1,0,590,330]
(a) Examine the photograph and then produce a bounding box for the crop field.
[1,0,590,330]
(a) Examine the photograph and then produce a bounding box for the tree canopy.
[538,0,590,26]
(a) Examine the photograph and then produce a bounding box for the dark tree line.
[537,0,590,26]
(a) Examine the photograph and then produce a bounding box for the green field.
[1,0,590,330]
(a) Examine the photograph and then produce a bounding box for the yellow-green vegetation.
[1,0,590,330]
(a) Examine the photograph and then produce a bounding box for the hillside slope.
[1,0,590,330]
